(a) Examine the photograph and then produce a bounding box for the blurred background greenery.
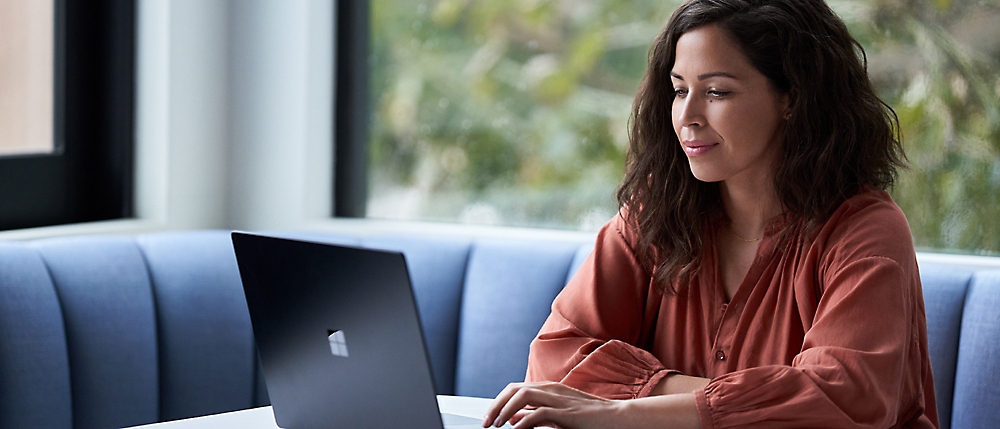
[367,0,1000,255]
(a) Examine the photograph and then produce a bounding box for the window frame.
[333,0,370,218]
[0,0,135,231]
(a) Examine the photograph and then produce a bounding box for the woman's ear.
[781,90,795,120]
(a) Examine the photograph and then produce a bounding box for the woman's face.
[670,24,789,185]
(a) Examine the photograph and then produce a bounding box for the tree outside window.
[368,0,1000,255]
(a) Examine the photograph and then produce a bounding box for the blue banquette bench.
[0,229,997,429]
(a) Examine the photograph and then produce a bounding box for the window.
[0,1,54,156]
[365,1,662,231]
[0,0,134,230]
[862,1,1000,255]
[356,0,1000,255]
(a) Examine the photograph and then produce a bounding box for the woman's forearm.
[650,373,711,396]
[612,375,708,429]
[621,393,703,429]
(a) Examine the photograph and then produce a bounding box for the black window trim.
[0,0,135,231]
[333,0,370,218]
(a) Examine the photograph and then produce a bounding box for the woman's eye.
[707,90,730,98]
[673,88,688,98]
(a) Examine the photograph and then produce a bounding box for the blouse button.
[716,350,726,361]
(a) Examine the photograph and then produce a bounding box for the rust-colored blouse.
[526,188,938,428]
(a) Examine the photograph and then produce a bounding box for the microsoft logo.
[327,330,349,358]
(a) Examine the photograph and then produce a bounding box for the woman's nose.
[675,97,704,128]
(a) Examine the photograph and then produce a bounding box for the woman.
[483,0,937,428]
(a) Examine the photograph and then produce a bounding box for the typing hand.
[481,382,622,429]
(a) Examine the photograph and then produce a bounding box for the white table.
[125,395,506,428]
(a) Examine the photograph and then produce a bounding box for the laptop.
[232,232,507,428]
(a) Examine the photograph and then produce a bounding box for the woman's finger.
[484,382,545,427]
[511,406,565,429]
[485,382,601,428]
[493,385,565,427]
[509,409,531,426]
[483,383,520,427]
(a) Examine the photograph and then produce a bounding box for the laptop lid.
[232,232,446,429]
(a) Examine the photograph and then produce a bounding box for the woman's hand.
[482,381,704,429]
[482,382,624,429]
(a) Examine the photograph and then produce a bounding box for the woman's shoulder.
[829,186,909,228]
[811,186,916,271]
[595,209,659,275]
[606,208,643,250]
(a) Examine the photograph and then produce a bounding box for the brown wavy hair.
[616,0,906,293]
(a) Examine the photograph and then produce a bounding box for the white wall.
[142,0,335,232]
[226,0,333,231]
[147,0,232,230]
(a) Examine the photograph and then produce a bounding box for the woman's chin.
[687,165,725,183]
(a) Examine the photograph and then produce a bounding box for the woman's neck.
[719,178,782,240]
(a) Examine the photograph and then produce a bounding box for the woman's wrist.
[620,393,703,429]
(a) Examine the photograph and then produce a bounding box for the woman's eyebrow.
[669,71,739,81]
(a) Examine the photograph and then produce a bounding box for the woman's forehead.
[670,25,757,81]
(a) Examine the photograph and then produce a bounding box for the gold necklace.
[726,224,763,242]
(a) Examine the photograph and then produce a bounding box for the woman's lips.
[683,140,718,157]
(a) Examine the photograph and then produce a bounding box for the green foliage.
[833,0,1000,254]
[370,0,1000,255]
[369,0,677,229]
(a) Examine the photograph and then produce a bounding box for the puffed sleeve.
[694,196,936,428]
[525,214,677,400]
